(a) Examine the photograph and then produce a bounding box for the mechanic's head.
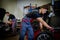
[5,12,10,16]
[39,7,48,14]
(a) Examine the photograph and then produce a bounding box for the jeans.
[11,19,17,32]
[19,16,34,40]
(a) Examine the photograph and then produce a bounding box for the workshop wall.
[17,0,51,20]
[1,0,52,20]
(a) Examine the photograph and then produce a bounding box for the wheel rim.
[37,34,50,40]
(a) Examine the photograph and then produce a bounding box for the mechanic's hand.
[48,27,54,32]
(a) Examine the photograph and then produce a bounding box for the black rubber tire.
[36,31,54,40]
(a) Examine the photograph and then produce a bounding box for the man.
[20,7,54,40]
[3,12,16,32]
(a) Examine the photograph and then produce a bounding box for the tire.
[36,31,54,40]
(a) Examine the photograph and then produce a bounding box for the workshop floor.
[2,35,27,40]
[5,35,19,40]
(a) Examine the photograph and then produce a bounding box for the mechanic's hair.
[38,6,48,13]
[41,6,48,10]
[6,12,10,14]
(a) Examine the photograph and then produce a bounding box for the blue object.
[28,3,32,12]
[19,16,34,40]
[52,0,54,5]
[12,19,17,32]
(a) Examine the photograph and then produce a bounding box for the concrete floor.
[4,35,19,40]
[3,35,27,40]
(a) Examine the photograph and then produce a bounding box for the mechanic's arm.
[39,17,44,31]
[37,17,53,30]
[7,19,13,24]
[40,23,43,31]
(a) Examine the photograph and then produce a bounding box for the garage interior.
[0,0,60,40]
